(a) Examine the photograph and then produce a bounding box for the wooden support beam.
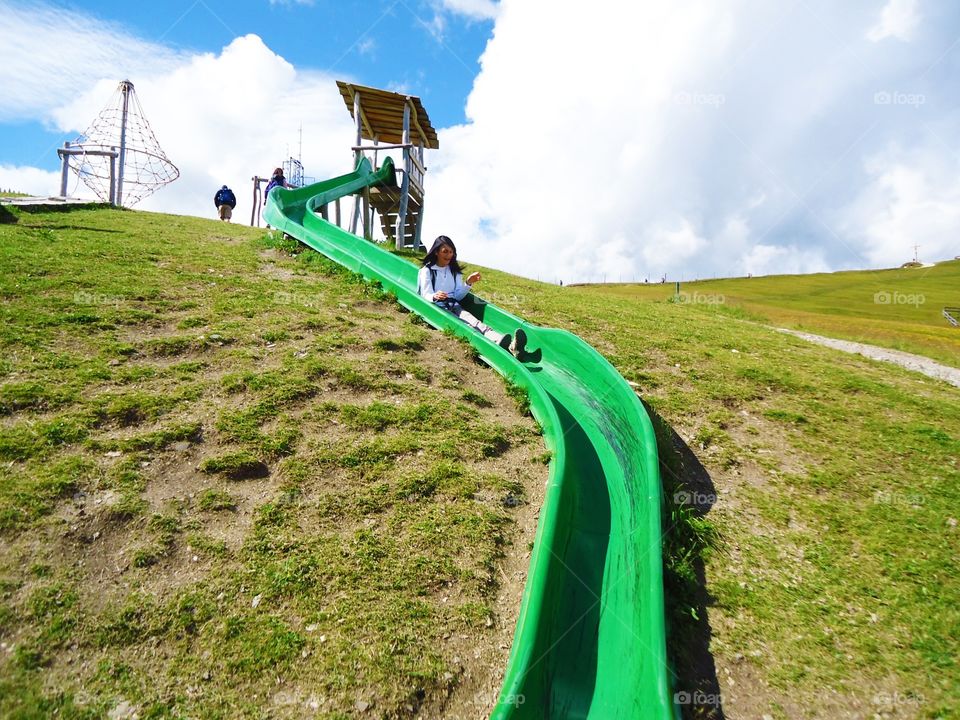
[408,101,430,149]
[352,143,414,152]
[395,102,411,250]
[348,87,376,143]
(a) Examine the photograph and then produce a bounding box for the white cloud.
[0,165,62,197]
[422,0,958,282]
[4,0,958,285]
[840,144,960,267]
[740,244,830,277]
[867,0,921,42]
[0,2,185,124]
[438,0,499,21]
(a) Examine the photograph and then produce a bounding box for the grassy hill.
[580,261,960,368]
[1,203,958,719]
[478,265,959,718]
[0,205,546,719]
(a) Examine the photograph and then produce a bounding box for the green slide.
[264,157,678,719]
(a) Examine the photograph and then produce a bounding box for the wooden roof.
[336,81,439,150]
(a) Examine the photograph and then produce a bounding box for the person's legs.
[447,304,511,348]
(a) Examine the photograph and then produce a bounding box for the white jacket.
[418,264,472,302]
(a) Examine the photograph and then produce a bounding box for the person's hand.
[466,271,482,284]
[434,291,449,301]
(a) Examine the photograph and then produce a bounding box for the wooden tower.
[336,81,439,250]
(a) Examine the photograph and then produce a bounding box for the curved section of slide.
[264,158,677,719]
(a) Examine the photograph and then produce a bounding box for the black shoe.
[498,333,513,350]
[512,328,527,354]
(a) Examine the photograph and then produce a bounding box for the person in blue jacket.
[214,185,236,222]
[418,235,527,354]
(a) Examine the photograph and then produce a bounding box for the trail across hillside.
[778,328,960,388]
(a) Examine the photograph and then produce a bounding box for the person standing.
[214,185,236,222]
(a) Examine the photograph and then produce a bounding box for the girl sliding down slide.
[418,235,527,355]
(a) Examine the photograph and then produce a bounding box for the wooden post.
[335,198,341,227]
[250,177,261,226]
[414,144,425,249]
[350,90,362,234]
[395,100,411,249]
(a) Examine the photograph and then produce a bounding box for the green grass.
[579,259,960,367]
[459,261,960,717]
[5,201,957,718]
[0,205,545,719]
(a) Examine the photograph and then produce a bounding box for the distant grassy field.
[471,262,960,719]
[579,261,960,368]
[0,206,545,719]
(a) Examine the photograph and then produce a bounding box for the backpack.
[215,187,236,208]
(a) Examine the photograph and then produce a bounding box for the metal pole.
[108,147,117,205]
[59,142,71,197]
[116,80,133,206]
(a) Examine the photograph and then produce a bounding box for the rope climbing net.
[69,80,179,207]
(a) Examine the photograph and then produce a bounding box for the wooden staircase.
[369,183,422,248]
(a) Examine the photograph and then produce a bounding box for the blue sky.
[1,0,494,172]
[2,0,959,283]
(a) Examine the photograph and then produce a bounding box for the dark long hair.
[422,235,465,277]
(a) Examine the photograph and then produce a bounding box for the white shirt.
[418,263,471,302]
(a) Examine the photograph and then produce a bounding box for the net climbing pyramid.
[69,80,179,206]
